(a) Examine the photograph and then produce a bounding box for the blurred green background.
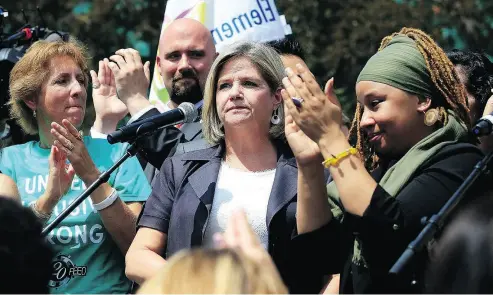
[2,0,492,120]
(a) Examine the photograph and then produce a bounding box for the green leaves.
[277,0,493,119]
[3,0,492,123]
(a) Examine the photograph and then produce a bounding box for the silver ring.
[92,83,101,89]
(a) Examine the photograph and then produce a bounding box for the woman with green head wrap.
[280,28,488,293]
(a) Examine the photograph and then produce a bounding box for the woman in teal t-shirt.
[0,39,151,293]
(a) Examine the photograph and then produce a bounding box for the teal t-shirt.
[0,136,151,294]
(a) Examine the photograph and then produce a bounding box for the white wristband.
[93,188,119,211]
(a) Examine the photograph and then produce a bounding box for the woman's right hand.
[91,59,128,124]
[282,66,343,146]
[36,146,76,214]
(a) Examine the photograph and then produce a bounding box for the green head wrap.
[356,34,435,98]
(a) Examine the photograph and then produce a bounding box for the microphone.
[4,27,33,43]
[107,102,198,144]
[472,114,493,137]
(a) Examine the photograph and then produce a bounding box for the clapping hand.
[91,59,128,123]
[284,102,323,166]
[282,65,344,145]
[51,119,99,185]
[107,48,150,104]
[36,145,76,214]
[45,145,76,203]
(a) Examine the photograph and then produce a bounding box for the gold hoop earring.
[424,108,439,126]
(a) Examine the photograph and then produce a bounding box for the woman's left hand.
[282,65,343,145]
[51,119,99,184]
[284,102,323,166]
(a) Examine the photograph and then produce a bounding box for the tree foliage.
[3,0,165,65]
[277,0,493,117]
[2,0,492,119]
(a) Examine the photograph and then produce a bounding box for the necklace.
[222,158,276,173]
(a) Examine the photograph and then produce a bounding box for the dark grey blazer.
[138,141,330,293]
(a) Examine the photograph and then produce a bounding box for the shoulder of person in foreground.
[0,196,53,294]
[426,189,493,293]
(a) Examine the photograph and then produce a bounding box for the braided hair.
[348,27,470,169]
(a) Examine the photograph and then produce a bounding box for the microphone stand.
[389,149,493,277]
[41,140,140,237]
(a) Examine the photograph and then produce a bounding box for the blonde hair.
[8,39,90,135]
[202,41,285,145]
[137,248,288,294]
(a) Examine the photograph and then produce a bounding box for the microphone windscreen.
[44,32,67,42]
[178,102,199,123]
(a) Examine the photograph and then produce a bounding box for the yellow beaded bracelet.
[322,147,358,168]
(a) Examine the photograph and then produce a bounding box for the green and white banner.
[149,0,289,111]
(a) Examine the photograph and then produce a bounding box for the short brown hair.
[8,39,90,135]
[137,248,288,294]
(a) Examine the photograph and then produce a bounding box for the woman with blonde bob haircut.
[201,42,285,144]
[1,40,151,293]
[127,41,328,293]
